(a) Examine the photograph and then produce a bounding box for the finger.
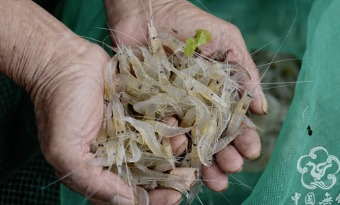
[215,145,244,173]
[162,116,188,156]
[233,123,261,160]
[149,189,182,205]
[170,134,188,156]
[56,165,135,205]
[201,163,228,192]
[225,28,267,115]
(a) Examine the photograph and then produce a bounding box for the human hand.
[29,21,181,205]
[104,0,267,195]
[1,1,150,204]
[33,42,142,204]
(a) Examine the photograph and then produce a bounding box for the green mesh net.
[2,0,340,204]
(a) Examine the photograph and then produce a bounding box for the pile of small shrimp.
[91,20,254,203]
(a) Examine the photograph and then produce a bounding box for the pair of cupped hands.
[23,0,267,204]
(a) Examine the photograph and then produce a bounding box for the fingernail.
[174,139,188,156]
[236,166,243,173]
[230,166,243,174]
[246,152,261,160]
[259,91,268,114]
[171,196,183,205]
[110,195,134,205]
[218,183,229,193]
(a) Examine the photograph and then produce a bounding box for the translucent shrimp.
[140,46,159,80]
[118,91,139,105]
[208,78,224,95]
[122,117,165,157]
[220,77,239,106]
[181,96,210,132]
[126,48,158,86]
[140,152,171,164]
[172,63,202,89]
[133,161,184,181]
[105,102,116,138]
[147,19,167,61]
[213,93,252,153]
[206,62,229,80]
[105,138,118,167]
[158,82,187,100]
[117,73,159,99]
[197,111,218,167]
[153,160,174,172]
[135,186,149,205]
[120,166,149,205]
[179,107,196,128]
[146,120,192,137]
[117,46,131,74]
[111,94,126,134]
[212,78,235,139]
[214,105,232,142]
[157,30,187,60]
[104,55,118,101]
[158,181,189,198]
[161,137,175,169]
[153,57,187,99]
[158,30,186,53]
[133,93,183,118]
[126,48,149,79]
[213,131,240,155]
[115,140,125,176]
[133,165,195,195]
[195,58,210,86]
[225,93,252,136]
[162,60,227,108]
[127,140,142,163]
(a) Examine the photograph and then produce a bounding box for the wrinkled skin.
[100,0,266,204]
[1,0,266,205]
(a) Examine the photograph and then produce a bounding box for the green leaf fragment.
[184,29,213,57]
[184,37,197,57]
[195,29,212,47]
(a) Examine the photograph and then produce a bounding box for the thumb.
[57,164,136,205]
